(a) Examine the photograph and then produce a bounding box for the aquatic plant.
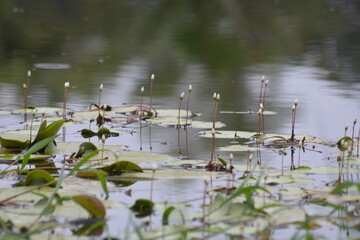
[63,82,70,119]
[291,98,298,142]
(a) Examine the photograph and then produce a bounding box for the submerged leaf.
[130,199,154,218]
[72,195,106,218]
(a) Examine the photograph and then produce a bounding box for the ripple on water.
[34,63,71,70]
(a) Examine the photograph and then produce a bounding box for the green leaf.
[99,161,143,176]
[31,119,65,146]
[330,181,358,195]
[20,135,59,173]
[130,199,154,218]
[162,206,176,225]
[0,137,30,149]
[75,142,98,158]
[217,157,227,167]
[80,129,97,138]
[68,150,99,176]
[72,194,106,218]
[24,169,57,187]
[336,136,353,151]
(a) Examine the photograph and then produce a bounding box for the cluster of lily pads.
[0,75,359,239]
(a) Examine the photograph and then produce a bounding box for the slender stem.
[262,84,267,105]
[177,97,183,155]
[140,93,144,151]
[63,88,68,120]
[98,91,102,115]
[185,127,189,159]
[357,127,360,157]
[350,122,356,157]
[259,81,264,105]
[291,107,297,142]
[185,90,191,126]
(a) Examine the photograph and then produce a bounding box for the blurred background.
[0,0,359,149]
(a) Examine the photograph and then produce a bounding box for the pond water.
[1,1,360,239]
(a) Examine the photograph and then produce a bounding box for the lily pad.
[99,161,143,175]
[23,169,57,187]
[72,194,106,218]
[218,144,260,152]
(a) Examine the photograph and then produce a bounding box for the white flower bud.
[64,82,70,88]
[216,93,220,101]
[229,153,233,161]
[248,154,253,161]
[258,109,262,115]
[32,109,37,116]
[99,84,103,92]
[226,164,231,171]
[260,103,264,110]
[213,92,217,101]
[261,75,265,83]
[211,128,215,136]
[345,123,349,131]
[141,86,144,93]
[265,80,269,86]
[27,71,31,78]
[23,83,27,89]
[101,134,106,143]
[152,163,158,170]
[294,99,299,106]
[204,178,210,186]
[103,104,107,110]
[292,104,296,111]
[151,74,155,81]
[188,84,192,92]
[180,92,184,100]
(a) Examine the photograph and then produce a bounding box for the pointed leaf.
[24,169,57,187]
[99,161,143,176]
[72,194,106,218]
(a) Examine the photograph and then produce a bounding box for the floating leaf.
[99,161,143,176]
[162,206,176,225]
[75,142,98,158]
[190,121,226,129]
[72,195,106,218]
[130,199,154,218]
[0,154,51,163]
[23,169,57,187]
[0,137,30,149]
[80,129,97,138]
[218,144,260,152]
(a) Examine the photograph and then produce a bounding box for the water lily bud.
[101,134,106,143]
[213,92,217,101]
[99,84,103,92]
[229,153,233,161]
[103,104,107,110]
[226,164,231,172]
[64,82,70,88]
[204,177,210,186]
[151,74,155,81]
[261,75,265,83]
[354,118,357,125]
[248,154,253,161]
[180,92,184,100]
[141,86,144,93]
[265,80,269,86]
[258,109,262,115]
[292,104,296,111]
[211,128,215,136]
[294,99,299,106]
[32,109,37,116]
[260,103,264,110]
[188,84,192,92]
[27,71,31,78]
[216,93,220,101]
[23,83,27,89]
[345,123,349,131]
[152,163,158,170]
[343,141,349,150]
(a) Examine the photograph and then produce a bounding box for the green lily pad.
[293,165,360,174]
[72,194,106,218]
[99,161,143,175]
[0,137,30,149]
[23,169,57,187]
